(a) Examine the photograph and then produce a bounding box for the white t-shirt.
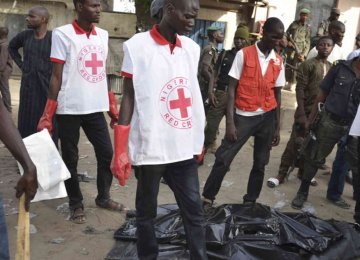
[121,26,205,165]
[50,22,109,114]
[306,43,347,63]
[228,42,285,116]
[350,105,360,136]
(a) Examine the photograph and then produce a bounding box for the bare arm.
[225,77,238,141]
[0,98,37,211]
[48,63,64,100]
[118,77,134,125]
[272,87,282,146]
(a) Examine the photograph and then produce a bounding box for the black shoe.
[243,200,256,207]
[126,209,136,219]
[355,222,360,232]
[291,192,308,209]
[202,199,214,214]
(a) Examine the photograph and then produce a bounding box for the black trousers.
[58,113,113,209]
[355,138,360,223]
[203,110,275,202]
[135,159,208,260]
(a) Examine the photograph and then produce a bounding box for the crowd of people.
[0,0,359,259]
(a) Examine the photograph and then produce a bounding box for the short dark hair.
[317,35,333,45]
[328,20,345,31]
[0,27,8,38]
[263,17,284,33]
[73,0,85,8]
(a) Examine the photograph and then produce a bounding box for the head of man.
[261,17,284,51]
[329,8,340,21]
[233,25,249,51]
[74,0,101,24]
[328,20,345,45]
[161,0,200,35]
[26,6,49,29]
[316,36,334,59]
[207,27,224,44]
[150,0,165,24]
[299,8,310,24]
[355,33,360,49]
[0,27,9,39]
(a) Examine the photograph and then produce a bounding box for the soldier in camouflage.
[285,8,311,89]
[317,8,340,37]
[198,26,224,108]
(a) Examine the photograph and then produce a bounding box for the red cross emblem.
[85,53,104,75]
[169,88,192,118]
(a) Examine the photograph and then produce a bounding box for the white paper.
[350,105,360,136]
[17,130,70,202]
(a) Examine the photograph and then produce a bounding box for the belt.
[325,110,351,125]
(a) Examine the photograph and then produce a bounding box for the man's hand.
[111,124,131,186]
[296,54,305,62]
[272,128,280,146]
[208,92,218,107]
[15,166,37,212]
[108,92,119,129]
[37,99,57,135]
[225,122,237,142]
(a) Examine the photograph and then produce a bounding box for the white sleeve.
[121,42,133,75]
[228,50,244,80]
[350,105,360,136]
[306,47,317,60]
[275,62,286,87]
[50,29,68,62]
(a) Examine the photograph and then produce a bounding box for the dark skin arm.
[305,89,328,133]
[225,77,239,141]
[272,87,281,146]
[0,98,37,212]
[118,77,134,125]
[47,63,64,100]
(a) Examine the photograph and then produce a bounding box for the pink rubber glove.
[108,91,119,129]
[37,99,57,135]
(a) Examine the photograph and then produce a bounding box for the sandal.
[70,207,87,224]
[327,198,351,209]
[95,199,127,212]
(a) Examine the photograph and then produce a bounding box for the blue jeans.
[0,197,10,260]
[135,159,208,260]
[327,143,348,201]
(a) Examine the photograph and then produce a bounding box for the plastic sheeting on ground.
[106,203,360,259]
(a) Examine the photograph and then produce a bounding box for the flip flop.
[267,177,280,188]
[69,207,87,224]
[95,199,128,212]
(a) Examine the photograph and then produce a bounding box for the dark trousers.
[0,197,9,260]
[299,112,357,194]
[135,159,208,260]
[58,112,113,209]
[204,90,228,148]
[355,140,360,223]
[277,122,304,179]
[203,110,275,202]
[0,73,11,113]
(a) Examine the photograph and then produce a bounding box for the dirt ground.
[0,79,356,260]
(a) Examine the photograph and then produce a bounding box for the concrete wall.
[338,0,360,55]
[198,8,239,50]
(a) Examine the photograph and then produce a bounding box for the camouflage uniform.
[317,19,331,36]
[204,48,237,149]
[276,57,332,181]
[285,20,311,84]
[198,42,218,103]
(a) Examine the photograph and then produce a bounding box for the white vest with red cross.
[121,27,205,165]
[50,22,109,114]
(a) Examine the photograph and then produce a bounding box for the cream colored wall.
[198,8,239,50]
[254,0,297,32]
[338,0,360,56]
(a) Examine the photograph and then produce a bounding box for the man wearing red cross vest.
[37,0,125,224]
[202,17,286,210]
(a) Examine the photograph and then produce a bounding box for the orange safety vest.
[235,45,282,112]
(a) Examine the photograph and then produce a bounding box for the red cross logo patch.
[77,45,106,83]
[159,77,193,129]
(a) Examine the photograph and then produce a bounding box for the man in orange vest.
[202,17,285,210]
